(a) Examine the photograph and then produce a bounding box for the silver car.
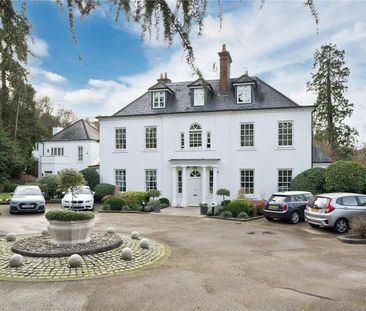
[305,193,366,234]
[9,185,46,214]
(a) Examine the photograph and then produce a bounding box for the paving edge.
[206,215,264,222]
[337,235,366,244]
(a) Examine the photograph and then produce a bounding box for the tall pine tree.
[307,43,357,159]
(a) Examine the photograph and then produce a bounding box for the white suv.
[61,186,94,211]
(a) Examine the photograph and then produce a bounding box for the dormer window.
[236,85,252,104]
[193,88,205,106]
[152,91,166,109]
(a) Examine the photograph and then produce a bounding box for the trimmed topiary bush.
[94,183,115,202]
[291,167,326,194]
[80,168,100,190]
[325,161,366,194]
[238,211,249,219]
[159,197,170,206]
[216,188,230,201]
[105,197,125,210]
[221,199,231,207]
[220,210,233,218]
[146,189,161,202]
[46,209,95,221]
[36,175,59,199]
[225,199,251,218]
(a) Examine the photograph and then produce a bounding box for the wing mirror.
[92,191,95,196]
[62,191,65,195]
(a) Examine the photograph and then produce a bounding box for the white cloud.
[30,1,366,144]
[28,36,49,58]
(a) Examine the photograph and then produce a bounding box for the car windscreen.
[71,187,91,194]
[269,195,288,203]
[310,197,330,209]
[14,187,42,196]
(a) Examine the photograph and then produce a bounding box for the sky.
[25,1,366,144]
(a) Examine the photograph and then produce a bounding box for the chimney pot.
[222,44,226,52]
[245,70,248,75]
[218,44,232,95]
[164,72,167,79]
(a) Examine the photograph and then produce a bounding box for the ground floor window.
[278,169,293,192]
[145,169,157,191]
[209,169,213,194]
[177,170,182,194]
[44,171,53,176]
[240,169,254,195]
[115,169,126,192]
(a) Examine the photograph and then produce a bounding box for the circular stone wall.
[0,234,170,281]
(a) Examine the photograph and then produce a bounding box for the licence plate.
[269,204,278,210]
[22,204,33,208]
[310,208,320,213]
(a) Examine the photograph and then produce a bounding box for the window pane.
[278,170,293,192]
[240,169,254,194]
[240,123,254,147]
[278,122,293,147]
[115,128,126,149]
[145,127,157,149]
[145,170,157,191]
[115,169,126,192]
[193,88,205,106]
[341,196,358,206]
[177,170,182,194]
[180,133,185,149]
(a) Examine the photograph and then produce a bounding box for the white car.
[61,186,94,211]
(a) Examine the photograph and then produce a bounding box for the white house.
[98,45,315,207]
[35,119,100,177]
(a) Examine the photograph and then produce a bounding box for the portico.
[169,159,220,207]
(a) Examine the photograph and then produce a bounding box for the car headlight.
[63,200,70,204]
[10,200,19,204]
[85,200,91,203]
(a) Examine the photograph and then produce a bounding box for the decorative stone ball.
[41,229,49,237]
[107,227,116,234]
[131,231,140,240]
[68,254,83,268]
[140,238,150,249]
[9,254,24,267]
[5,233,16,242]
[121,247,133,260]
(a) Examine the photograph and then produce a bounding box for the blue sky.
[25,1,366,144]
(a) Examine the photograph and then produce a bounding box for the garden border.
[206,215,264,222]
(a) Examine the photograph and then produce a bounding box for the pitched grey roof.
[111,75,305,118]
[47,120,99,142]
[312,145,332,163]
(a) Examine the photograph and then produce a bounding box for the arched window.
[190,170,201,178]
[189,123,202,148]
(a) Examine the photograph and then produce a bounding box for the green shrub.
[103,204,111,211]
[120,191,148,208]
[144,206,153,212]
[291,167,326,194]
[101,194,115,203]
[105,197,125,210]
[122,205,131,211]
[220,210,233,218]
[94,183,115,202]
[146,189,161,201]
[46,209,95,221]
[325,161,366,193]
[216,188,230,201]
[160,203,169,209]
[159,197,170,205]
[248,205,264,217]
[221,199,231,206]
[4,182,18,192]
[225,199,251,217]
[80,168,100,190]
[36,175,59,199]
[238,211,249,219]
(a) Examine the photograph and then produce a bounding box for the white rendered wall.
[99,107,312,202]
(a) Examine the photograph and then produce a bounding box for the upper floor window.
[115,128,126,150]
[240,123,254,147]
[180,133,185,149]
[145,126,157,149]
[278,169,293,192]
[152,91,165,108]
[206,132,211,149]
[237,85,252,104]
[51,147,64,156]
[115,169,126,192]
[278,121,293,147]
[145,169,157,191]
[189,123,202,148]
[77,146,83,161]
[240,169,254,195]
[193,88,205,106]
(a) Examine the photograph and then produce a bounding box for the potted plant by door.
[147,189,161,213]
[46,209,95,245]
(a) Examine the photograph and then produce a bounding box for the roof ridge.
[81,119,90,140]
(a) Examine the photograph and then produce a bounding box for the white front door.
[188,170,202,206]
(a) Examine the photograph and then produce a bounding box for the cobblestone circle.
[0,234,170,281]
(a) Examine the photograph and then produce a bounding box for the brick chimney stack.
[218,44,232,95]
[157,72,172,83]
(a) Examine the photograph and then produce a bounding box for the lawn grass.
[0,192,11,201]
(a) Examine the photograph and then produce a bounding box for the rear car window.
[338,196,358,206]
[310,196,330,209]
[270,195,288,203]
[358,196,366,206]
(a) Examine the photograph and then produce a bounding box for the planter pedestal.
[47,219,95,246]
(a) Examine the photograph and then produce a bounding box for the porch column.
[212,166,218,206]
[201,166,207,204]
[171,166,177,207]
[181,166,187,207]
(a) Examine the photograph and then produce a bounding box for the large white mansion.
[97,45,324,207]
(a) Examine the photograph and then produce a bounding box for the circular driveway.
[0,204,365,311]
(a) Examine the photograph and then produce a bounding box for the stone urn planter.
[46,209,95,246]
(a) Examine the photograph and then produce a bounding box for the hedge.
[105,197,125,210]
[94,183,115,202]
[120,192,149,208]
[80,168,100,190]
[224,199,252,218]
[36,175,59,199]
[291,167,326,194]
[46,209,95,221]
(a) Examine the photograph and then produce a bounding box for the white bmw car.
[61,186,94,211]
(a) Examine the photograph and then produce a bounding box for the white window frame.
[240,169,255,195]
[193,88,205,107]
[206,131,211,149]
[180,132,185,149]
[145,126,157,149]
[51,147,64,156]
[240,123,254,148]
[278,121,293,147]
[145,169,157,191]
[152,91,166,109]
[177,170,182,194]
[209,169,213,194]
[278,169,293,192]
[236,84,252,104]
[115,127,126,150]
[77,146,83,161]
[115,169,126,192]
[189,123,202,148]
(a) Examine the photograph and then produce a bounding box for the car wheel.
[265,216,274,221]
[309,223,320,228]
[289,211,300,224]
[334,218,348,234]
